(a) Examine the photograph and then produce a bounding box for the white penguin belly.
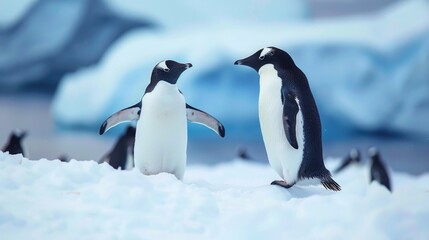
[134,81,187,180]
[258,64,305,184]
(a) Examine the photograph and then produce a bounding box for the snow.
[53,0,429,138]
[1,151,428,240]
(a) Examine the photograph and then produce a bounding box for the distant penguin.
[2,129,27,157]
[235,47,340,191]
[236,147,252,161]
[99,60,225,180]
[99,126,136,170]
[58,154,70,162]
[334,148,361,174]
[368,147,392,192]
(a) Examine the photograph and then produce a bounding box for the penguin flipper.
[186,104,225,137]
[281,90,299,149]
[370,164,392,192]
[333,157,352,174]
[99,102,141,135]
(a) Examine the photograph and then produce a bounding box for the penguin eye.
[259,56,265,60]
[163,68,170,72]
[269,51,274,56]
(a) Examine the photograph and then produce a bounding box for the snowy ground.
[1,152,428,240]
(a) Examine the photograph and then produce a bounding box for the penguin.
[2,129,27,157]
[99,126,136,170]
[368,147,392,192]
[234,47,340,191]
[58,154,70,162]
[236,147,252,161]
[99,60,225,180]
[333,148,361,174]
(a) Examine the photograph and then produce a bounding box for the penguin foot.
[271,180,295,189]
[321,176,341,191]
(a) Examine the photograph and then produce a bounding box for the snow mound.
[53,0,429,138]
[1,152,428,240]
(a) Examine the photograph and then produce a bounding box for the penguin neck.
[142,81,185,108]
[155,80,177,89]
[150,72,178,85]
[258,64,282,93]
[9,136,19,145]
[146,79,177,94]
[258,64,277,77]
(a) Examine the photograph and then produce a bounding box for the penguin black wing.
[281,88,299,149]
[333,157,352,174]
[2,130,27,156]
[370,162,392,192]
[2,142,24,155]
[186,104,225,137]
[99,102,141,135]
[334,149,361,174]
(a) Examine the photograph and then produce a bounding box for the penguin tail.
[321,176,341,191]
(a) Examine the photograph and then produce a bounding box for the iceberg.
[0,0,36,28]
[105,0,310,28]
[0,0,153,91]
[53,0,429,138]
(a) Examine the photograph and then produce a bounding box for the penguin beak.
[184,63,192,69]
[234,55,253,66]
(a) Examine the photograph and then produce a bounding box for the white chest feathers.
[134,81,188,180]
[258,64,305,184]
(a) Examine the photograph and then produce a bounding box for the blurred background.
[1,0,428,174]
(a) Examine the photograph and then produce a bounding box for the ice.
[0,0,152,90]
[0,151,428,239]
[105,0,310,28]
[0,0,36,28]
[53,0,429,138]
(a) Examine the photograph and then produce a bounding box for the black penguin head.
[368,147,383,165]
[151,60,192,85]
[58,154,70,162]
[368,147,379,159]
[234,46,295,72]
[350,148,361,163]
[237,147,251,160]
[11,129,27,141]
